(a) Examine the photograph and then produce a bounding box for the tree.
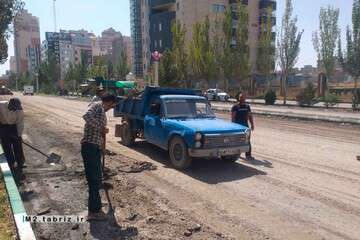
[188,17,216,88]
[312,6,340,93]
[114,50,129,80]
[339,0,360,100]
[159,50,177,87]
[257,6,275,89]
[37,54,59,94]
[171,21,188,87]
[277,0,303,105]
[221,7,235,90]
[0,0,23,63]
[233,3,250,88]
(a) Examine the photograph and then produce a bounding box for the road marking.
[0,146,36,240]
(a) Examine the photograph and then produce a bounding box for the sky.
[0,0,354,75]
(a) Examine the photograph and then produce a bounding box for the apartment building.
[130,0,276,78]
[13,9,41,74]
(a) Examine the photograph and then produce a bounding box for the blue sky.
[0,0,354,75]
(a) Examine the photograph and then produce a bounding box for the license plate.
[218,148,239,156]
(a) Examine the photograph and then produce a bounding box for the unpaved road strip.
[18,95,360,240]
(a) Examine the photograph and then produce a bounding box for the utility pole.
[53,0,57,32]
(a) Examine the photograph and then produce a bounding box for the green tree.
[233,2,250,88]
[114,51,129,80]
[37,54,59,94]
[277,0,303,105]
[339,0,360,101]
[188,17,216,87]
[159,50,177,87]
[257,7,275,89]
[221,7,235,90]
[312,6,340,92]
[171,21,188,87]
[0,0,23,63]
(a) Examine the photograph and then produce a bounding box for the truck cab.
[115,87,250,169]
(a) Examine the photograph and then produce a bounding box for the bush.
[352,89,360,111]
[322,93,340,108]
[264,90,276,105]
[296,83,317,107]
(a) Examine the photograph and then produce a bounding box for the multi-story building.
[92,28,122,57]
[123,36,133,69]
[13,9,41,74]
[44,32,73,88]
[130,0,276,79]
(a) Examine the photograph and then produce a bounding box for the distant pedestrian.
[81,94,116,221]
[231,93,255,160]
[0,98,25,171]
[89,87,105,106]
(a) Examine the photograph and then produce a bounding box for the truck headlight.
[195,141,202,148]
[195,133,202,141]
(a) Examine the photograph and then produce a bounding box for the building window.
[212,4,226,13]
[159,39,162,48]
[177,2,180,10]
[154,40,157,48]
[159,23,162,32]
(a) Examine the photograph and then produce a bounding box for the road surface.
[18,95,360,240]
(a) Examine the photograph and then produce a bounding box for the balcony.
[259,0,276,11]
[150,0,176,9]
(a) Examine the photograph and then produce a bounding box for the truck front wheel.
[169,136,192,170]
[120,121,135,146]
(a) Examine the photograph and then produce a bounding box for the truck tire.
[120,121,135,146]
[169,136,192,170]
[222,154,240,163]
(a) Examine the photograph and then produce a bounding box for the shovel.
[21,140,62,164]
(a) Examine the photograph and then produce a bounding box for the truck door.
[144,102,166,147]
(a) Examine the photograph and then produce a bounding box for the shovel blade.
[47,153,62,164]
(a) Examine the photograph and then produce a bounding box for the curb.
[212,106,360,125]
[0,146,36,240]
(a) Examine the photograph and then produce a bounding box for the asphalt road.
[18,95,360,240]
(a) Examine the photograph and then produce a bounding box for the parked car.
[0,86,13,95]
[205,89,230,102]
[114,87,250,170]
[23,85,34,95]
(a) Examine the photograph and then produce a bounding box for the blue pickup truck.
[114,87,250,169]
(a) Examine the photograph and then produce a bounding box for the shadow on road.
[126,141,267,184]
[89,187,138,240]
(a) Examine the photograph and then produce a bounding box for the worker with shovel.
[0,98,25,171]
[81,94,116,221]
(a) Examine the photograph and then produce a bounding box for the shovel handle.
[21,140,50,158]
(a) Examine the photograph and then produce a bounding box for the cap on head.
[101,94,116,103]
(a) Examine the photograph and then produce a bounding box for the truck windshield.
[164,99,214,119]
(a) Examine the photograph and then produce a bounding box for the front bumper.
[188,145,250,158]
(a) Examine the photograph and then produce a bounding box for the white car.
[205,89,230,102]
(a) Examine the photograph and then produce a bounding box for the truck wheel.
[222,154,240,163]
[120,121,135,146]
[169,136,192,170]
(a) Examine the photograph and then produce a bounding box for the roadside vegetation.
[0,172,16,240]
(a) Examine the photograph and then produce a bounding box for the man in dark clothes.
[81,94,116,221]
[231,93,255,160]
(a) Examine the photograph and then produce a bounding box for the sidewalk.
[226,98,353,109]
[212,102,360,124]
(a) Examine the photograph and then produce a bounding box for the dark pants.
[0,124,25,169]
[81,142,102,213]
[246,142,252,157]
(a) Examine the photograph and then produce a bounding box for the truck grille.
[203,133,246,149]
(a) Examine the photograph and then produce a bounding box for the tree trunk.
[283,73,288,105]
